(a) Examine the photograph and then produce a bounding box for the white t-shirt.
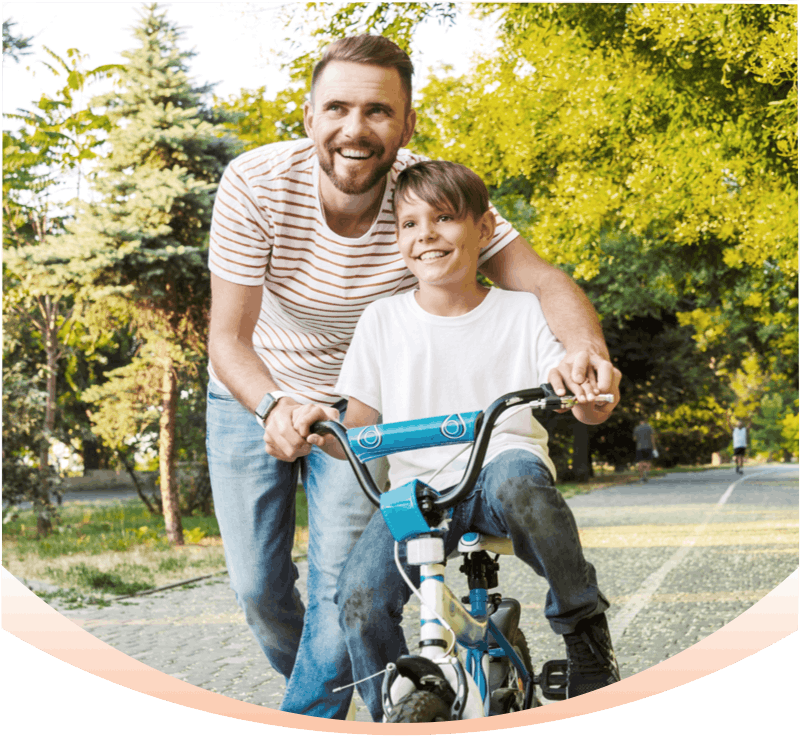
[733,427,747,449]
[336,288,566,491]
[207,139,518,405]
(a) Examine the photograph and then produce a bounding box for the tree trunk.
[121,453,161,516]
[34,294,61,535]
[159,351,183,545]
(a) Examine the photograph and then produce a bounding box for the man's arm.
[481,235,619,401]
[208,273,310,461]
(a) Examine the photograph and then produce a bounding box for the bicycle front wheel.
[387,690,451,723]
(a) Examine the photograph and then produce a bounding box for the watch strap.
[254,391,291,428]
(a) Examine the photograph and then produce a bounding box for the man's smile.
[338,148,374,160]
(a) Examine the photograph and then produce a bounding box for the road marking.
[716,467,783,506]
[608,467,792,641]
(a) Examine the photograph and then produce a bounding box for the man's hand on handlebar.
[547,356,621,425]
[548,350,621,405]
[262,396,317,462]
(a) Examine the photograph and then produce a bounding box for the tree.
[430,3,797,382]
[2,17,33,62]
[49,3,238,544]
[3,35,116,532]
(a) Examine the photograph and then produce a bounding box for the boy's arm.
[481,235,619,402]
[293,399,380,460]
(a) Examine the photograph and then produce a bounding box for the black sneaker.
[563,613,620,698]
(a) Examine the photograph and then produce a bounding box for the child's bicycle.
[312,384,613,722]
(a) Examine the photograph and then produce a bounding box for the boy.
[293,161,621,720]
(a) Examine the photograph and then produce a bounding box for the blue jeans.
[336,449,609,721]
[206,379,378,718]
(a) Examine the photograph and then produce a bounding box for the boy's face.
[395,192,494,290]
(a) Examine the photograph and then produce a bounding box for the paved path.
[56,465,798,722]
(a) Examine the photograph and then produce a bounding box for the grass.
[3,488,310,608]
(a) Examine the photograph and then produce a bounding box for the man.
[732,420,748,474]
[206,35,620,719]
[633,418,656,482]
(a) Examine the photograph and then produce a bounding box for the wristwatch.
[254,391,290,428]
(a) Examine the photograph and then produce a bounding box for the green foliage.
[215,85,305,150]
[2,17,34,62]
[30,4,240,538]
[3,45,121,523]
[752,394,798,460]
[278,2,457,74]
[1,362,61,509]
[55,4,237,328]
[415,3,797,378]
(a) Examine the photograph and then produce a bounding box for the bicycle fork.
[382,537,531,720]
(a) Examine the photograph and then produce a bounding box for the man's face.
[304,61,416,196]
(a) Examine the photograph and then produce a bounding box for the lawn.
[2,488,309,607]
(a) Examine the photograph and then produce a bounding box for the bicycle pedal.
[539,659,567,701]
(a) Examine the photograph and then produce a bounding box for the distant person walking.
[732,420,748,474]
[633,419,656,482]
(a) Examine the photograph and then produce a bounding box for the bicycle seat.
[457,532,514,556]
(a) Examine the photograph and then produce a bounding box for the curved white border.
[0,568,800,734]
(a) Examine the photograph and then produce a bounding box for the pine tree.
[57,3,239,544]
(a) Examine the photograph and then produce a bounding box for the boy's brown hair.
[393,160,490,223]
[311,35,414,107]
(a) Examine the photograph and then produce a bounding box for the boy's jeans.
[206,379,377,718]
[336,449,610,722]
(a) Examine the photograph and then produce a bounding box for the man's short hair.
[311,35,414,106]
[393,160,490,223]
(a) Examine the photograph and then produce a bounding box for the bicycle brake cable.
[394,541,457,658]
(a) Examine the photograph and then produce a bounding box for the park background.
[2,2,798,732]
[4,1,797,529]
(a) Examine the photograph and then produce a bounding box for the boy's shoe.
[563,613,620,698]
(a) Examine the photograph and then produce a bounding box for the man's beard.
[318,142,394,195]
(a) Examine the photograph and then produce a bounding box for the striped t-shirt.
[208,138,519,405]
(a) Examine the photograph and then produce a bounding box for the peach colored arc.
[2,566,797,734]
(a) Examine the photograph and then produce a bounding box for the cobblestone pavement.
[57,465,798,723]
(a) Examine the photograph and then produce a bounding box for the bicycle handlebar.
[310,384,613,510]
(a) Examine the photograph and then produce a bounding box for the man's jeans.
[336,449,610,722]
[206,379,378,718]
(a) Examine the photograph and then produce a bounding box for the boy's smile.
[395,193,494,311]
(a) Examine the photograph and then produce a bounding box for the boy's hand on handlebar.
[291,404,340,449]
[549,351,621,405]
